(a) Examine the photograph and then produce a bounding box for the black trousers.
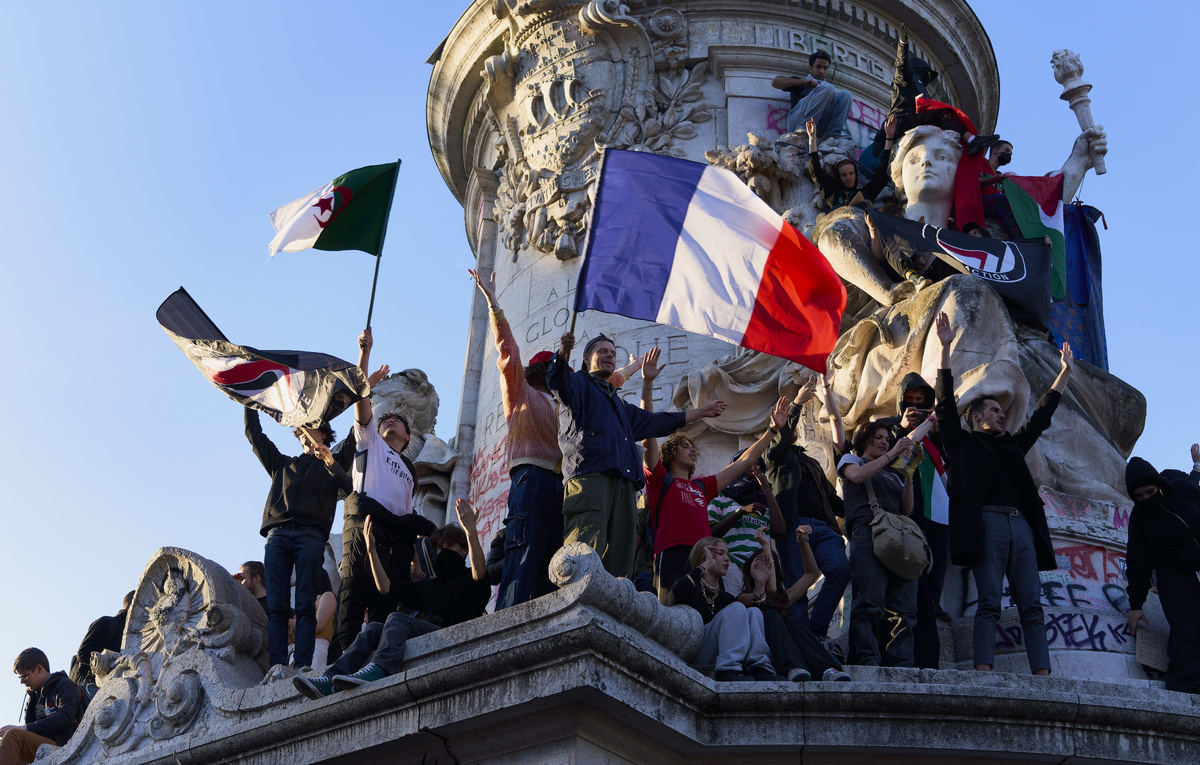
[762,608,841,676]
[1158,568,1200,694]
[334,493,435,652]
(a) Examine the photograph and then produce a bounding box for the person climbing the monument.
[672,538,784,682]
[550,330,726,578]
[234,561,270,615]
[1123,445,1200,694]
[772,50,853,139]
[839,420,918,666]
[641,343,788,604]
[68,590,135,700]
[806,114,897,211]
[879,372,952,667]
[738,527,852,682]
[335,327,436,653]
[763,373,849,640]
[934,310,1072,676]
[243,404,354,669]
[1,649,83,765]
[469,269,647,608]
[293,499,491,699]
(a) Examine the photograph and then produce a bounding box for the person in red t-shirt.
[639,346,789,605]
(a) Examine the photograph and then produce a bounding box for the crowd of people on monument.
[7,30,1200,765]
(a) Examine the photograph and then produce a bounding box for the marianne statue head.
[889,125,962,206]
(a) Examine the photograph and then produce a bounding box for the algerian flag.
[1001,174,1065,301]
[268,161,400,257]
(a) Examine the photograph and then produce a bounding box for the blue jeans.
[780,516,849,637]
[971,508,1050,673]
[496,465,563,610]
[786,81,853,138]
[264,523,327,668]
[848,528,917,666]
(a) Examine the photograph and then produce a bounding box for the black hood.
[1125,457,1173,501]
[896,372,935,413]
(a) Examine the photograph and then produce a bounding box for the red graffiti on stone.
[468,436,510,541]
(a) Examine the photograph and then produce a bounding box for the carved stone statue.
[1053,49,1106,175]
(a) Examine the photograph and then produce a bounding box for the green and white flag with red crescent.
[268,161,400,257]
[1000,174,1065,301]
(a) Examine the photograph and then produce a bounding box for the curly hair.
[660,432,697,478]
[431,524,468,552]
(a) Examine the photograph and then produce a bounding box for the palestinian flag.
[268,161,400,257]
[1000,174,1065,301]
[917,438,949,525]
[157,288,370,428]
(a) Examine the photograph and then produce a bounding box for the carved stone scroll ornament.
[550,542,703,661]
[486,0,711,261]
[41,548,307,764]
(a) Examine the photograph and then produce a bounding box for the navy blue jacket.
[547,357,685,487]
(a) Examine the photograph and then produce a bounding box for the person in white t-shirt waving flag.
[334,327,437,653]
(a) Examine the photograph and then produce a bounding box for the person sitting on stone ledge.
[772,50,852,140]
[2,649,83,765]
[839,421,917,667]
[243,405,353,670]
[672,538,784,683]
[68,590,134,701]
[764,373,849,641]
[935,311,1072,676]
[336,327,437,654]
[233,561,269,615]
[294,499,490,699]
[1124,446,1200,694]
[549,331,725,579]
[806,115,896,212]
[707,462,785,597]
[740,527,851,683]
[642,346,787,604]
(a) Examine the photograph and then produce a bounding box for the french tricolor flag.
[575,149,847,372]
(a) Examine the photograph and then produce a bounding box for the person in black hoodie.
[68,591,135,699]
[1124,449,1200,694]
[293,499,491,699]
[2,649,82,764]
[934,311,1072,675]
[244,408,355,669]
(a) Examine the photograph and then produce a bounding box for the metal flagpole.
[365,159,402,329]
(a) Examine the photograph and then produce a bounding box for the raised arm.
[640,347,664,472]
[1050,341,1074,393]
[244,407,287,475]
[1191,443,1200,483]
[355,328,376,426]
[860,115,897,201]
[1059,126,1107,202]
[783,524,821,605]
[455,498,488,581]
[363,515,390,595]
[933,310,965,449]
[715,398,788,491]
[753,464,786,534]
[821,374,846,448]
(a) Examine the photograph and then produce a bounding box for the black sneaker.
[747,666,787,682]
[713,669,754,682]
[968,133,1000,156]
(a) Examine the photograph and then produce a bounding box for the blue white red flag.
[575,149,846,372]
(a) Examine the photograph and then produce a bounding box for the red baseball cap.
[528,351,555,365]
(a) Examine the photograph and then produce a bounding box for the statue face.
[900,139,957,202]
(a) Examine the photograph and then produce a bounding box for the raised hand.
[750,553,772,585]
[313,441,335,468]
[367,364,390,389]
[455,498,480,531]
[805,117,817,137]
[468,268,498,307]
[701,544,720,573]
[559,331,575,357]
[358,327,373,352]
[1060,341,1075,377]
[884,114,897,140]
[1192,443,1200,464]
[750,464,768,487]
[796,524,812,544]
[935,311,955,347]
[699,399,727,419]
[770,396,788,431]
[365,515,377,552]
[641,346,664,382]
[795,374,818,405]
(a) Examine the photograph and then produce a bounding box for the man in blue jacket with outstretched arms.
[550,331,726,577]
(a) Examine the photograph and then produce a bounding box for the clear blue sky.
[1,1,1194,717]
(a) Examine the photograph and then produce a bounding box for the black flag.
[157,288,370,428]
[868,212,1052,326]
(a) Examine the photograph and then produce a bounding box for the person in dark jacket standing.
[804,115,896,212]
[763,374,848,637]
[934,311,1072,675]
[1124,449,1200,694]
[549,331,724,578]
[68,591,135,699]
[244,407,354,669]
[2,649,82,764]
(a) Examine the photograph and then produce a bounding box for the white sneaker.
[823,668,851,682]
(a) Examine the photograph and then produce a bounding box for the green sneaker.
[293,675,335,700]
[331,662,389,690]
